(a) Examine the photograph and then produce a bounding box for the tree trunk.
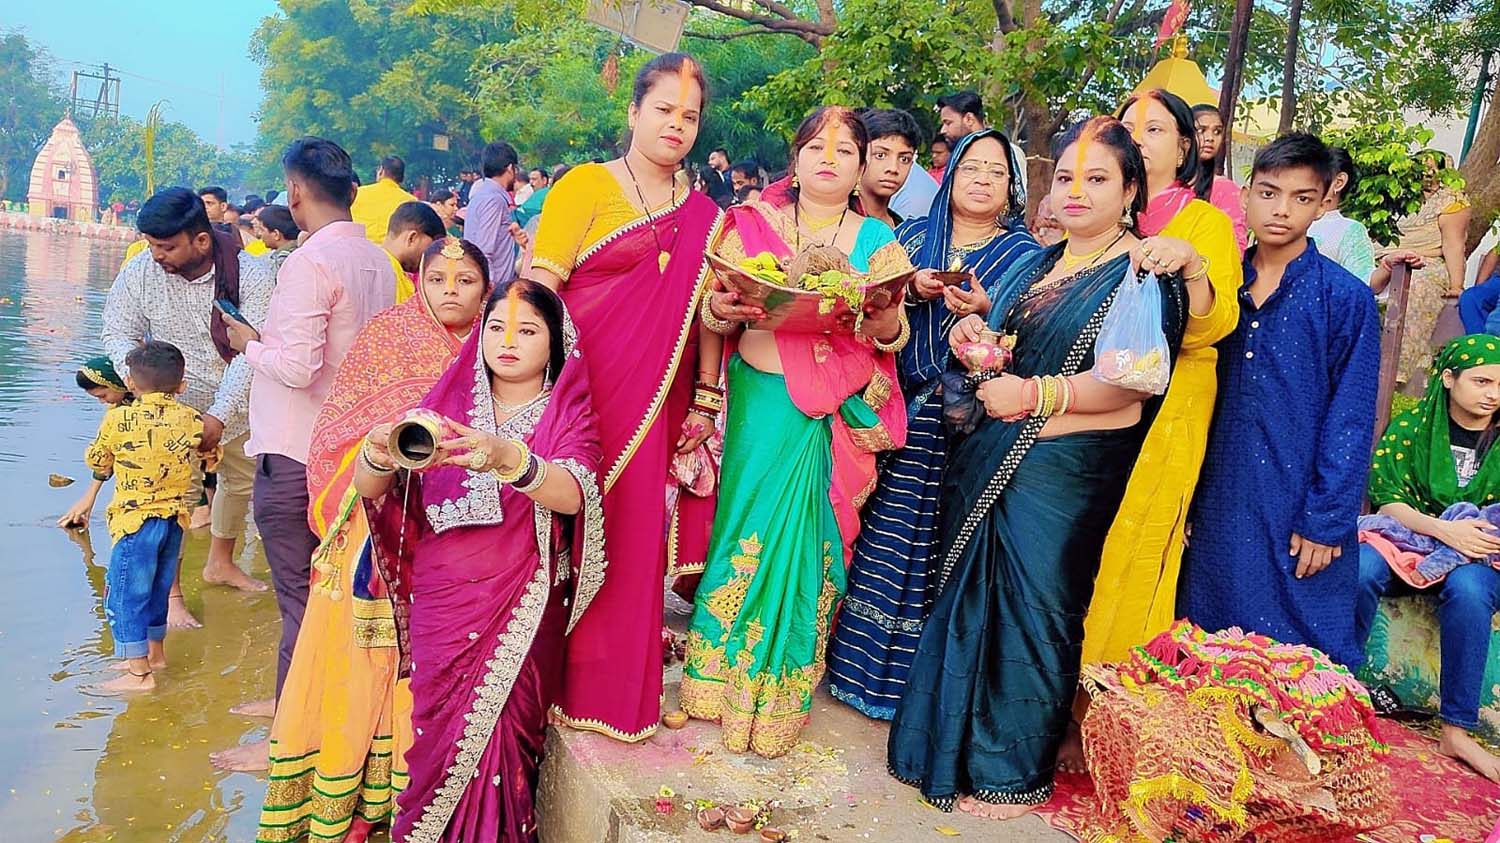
[1277,0,1304,135]
[1460,74,1499,254]
[1218,0,1255,174]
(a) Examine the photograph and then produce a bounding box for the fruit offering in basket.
[710,246,913,334]
[957,329,1016,374]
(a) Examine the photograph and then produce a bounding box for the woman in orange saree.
[256,237,491,843]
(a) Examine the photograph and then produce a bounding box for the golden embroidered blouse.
[531,163,687,282]
[85,392,219,541]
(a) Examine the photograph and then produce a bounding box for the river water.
[0,230,280,842]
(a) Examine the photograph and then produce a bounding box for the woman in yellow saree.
[256,237,491,843]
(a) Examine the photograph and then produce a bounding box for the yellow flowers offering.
[737,252,787,285]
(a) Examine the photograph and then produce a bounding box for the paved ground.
[535,599,1073,843]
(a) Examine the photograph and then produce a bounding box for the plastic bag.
[1091,271,1171,395]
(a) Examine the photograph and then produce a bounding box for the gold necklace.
[1061,238,1115,270]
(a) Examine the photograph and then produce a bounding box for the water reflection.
[0,231,282,842]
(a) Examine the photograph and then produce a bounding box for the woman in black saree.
[887,117,1214,820]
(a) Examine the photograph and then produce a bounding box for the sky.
[4,0,278,148]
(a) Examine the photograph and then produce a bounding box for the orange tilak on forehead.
[672,59,696,119]
[502,284,521,344]
[822,118,839,164]
[1070,126,1097,198]
[443,255,460,293]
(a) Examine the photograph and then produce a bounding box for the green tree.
[250,0,512,187]
[1323,122,1464,246]
[82,114,255,203]
[0,30,66,201]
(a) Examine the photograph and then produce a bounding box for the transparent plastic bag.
[1091,271,1171,395]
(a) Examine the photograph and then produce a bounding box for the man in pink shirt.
[212,137,395,771]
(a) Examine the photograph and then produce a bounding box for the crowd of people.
[57,46,1500,843]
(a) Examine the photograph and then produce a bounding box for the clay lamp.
[725,807,757,834]
[662,710,689,730]
[759,829,788,842]
[697,806,726,831]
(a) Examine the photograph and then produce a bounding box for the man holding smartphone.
[102,187,275,625]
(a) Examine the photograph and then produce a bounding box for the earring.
[853,184,861,197]
[1120,209,1134,229]
[791,174,799,188]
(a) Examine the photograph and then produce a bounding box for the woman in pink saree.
[530,52,723,742]
[356,279,605,843]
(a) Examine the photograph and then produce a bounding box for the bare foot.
[209,738,270,772]
[1438,723,1500,783]
[189,505,212,530]
[89,671,156,695]
[343,817,374,843]
[230,698,276,718]
[956,795,1036,821]
[203,562,269,593]
[1057,721,1087,775]
[168,594,203,629]
[110,657,166,672]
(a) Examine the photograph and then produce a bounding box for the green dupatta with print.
[1369,334,1500,512]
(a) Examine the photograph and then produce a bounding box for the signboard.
[585,0,690,54]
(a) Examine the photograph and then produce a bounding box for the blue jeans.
[1458,272,1500,334]
[1355,543,1500,729]
[104,516,184,659]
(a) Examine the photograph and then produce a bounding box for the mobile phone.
[214,299,248,324]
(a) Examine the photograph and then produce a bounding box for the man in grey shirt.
[102,188,275,626]
[465,140,527,285]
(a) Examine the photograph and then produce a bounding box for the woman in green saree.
[887,117,1211,819]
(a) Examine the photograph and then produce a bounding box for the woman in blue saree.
[888,117,1215,820]
[827,129,1040,720]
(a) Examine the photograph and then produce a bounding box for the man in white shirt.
[103,188,275,626]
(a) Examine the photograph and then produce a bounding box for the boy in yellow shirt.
[85,341,218,694]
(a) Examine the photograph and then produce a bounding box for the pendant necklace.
[621,155,677,273]
[793,201,848,252]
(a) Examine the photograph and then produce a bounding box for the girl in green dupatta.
[59,356,134,528]
[887,117,1208,820]
[1356,334,1500,782]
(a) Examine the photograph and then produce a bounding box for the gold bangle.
[1185,254,1210,283]
[699,294,737,335]
[492,438,531,484]
[871,310,911,353]
[360,439,395,475]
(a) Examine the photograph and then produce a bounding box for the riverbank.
[0,210,136,243]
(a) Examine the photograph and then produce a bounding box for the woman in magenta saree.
[359,280,605,843]
[530,53,724,742]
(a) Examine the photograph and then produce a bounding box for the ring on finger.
[466,449,488,470]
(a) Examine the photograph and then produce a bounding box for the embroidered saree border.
[602,211,725,493]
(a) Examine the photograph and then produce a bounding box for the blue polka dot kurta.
[1179,241,1381,668]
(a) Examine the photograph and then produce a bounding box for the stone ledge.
[537,665,1072,842]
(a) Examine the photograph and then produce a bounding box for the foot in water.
[203,560,269,592]
[209,738,270,772]
[1056,720,1087,775]
[1439,723,1500,783]
[110,657,167,672]
[230,698,276,718]
[956,795,1036,821]
[90,671,156,695]
[167,593,203,629]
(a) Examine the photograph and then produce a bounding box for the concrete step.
[537,601,1072,843]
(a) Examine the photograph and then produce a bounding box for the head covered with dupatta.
[1370,334,1500,513]
[412,278,605,627]
[910,127,1028,271]
[305,235,492,533]
[77,355,128,394]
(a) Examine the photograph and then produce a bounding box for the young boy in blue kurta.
[1179,133,1380,667]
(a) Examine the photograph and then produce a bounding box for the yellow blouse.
[1081,198,1244,664]
[85,392,220,541]
[531,163,684,282]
